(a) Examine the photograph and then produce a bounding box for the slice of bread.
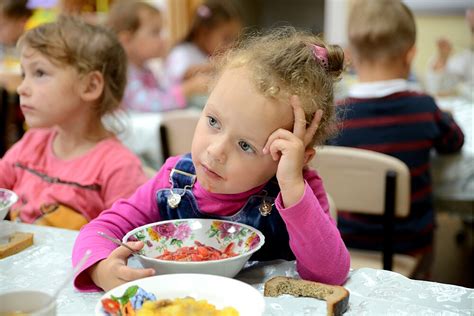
[0,232,34,259]
[264,276,349,316]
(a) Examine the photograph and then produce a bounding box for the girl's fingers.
[110,241,143,259]
[291,95,306,140]
[117,265,155,282]
[263,129,295,155]
[304,109,323,146]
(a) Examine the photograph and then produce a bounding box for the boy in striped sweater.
[330,0,464,278]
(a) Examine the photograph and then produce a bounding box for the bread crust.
[0,232,34,259]
[264,276,349,316]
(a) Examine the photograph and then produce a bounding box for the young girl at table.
[72,27,351,292]
[165,0,242,84]
[0,16,147,230]
[107,0,210,112]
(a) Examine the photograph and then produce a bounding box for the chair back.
[310,145,411,271]
[311,146,410,217]
[159,110,201,160]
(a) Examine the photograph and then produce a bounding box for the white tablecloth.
[1,222,472,315]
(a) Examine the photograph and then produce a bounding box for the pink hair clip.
[311,44,329,71]
[197,5,212,18]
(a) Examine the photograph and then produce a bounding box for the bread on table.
[0,232,34,259]
[264,276,349,316]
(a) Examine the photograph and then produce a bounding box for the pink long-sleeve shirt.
[72,155,350,291]
[0,128,147,226]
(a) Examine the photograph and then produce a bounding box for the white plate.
[94,273,265,316]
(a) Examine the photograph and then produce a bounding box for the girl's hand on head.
[89,241,155,292]
[263,95,323,207]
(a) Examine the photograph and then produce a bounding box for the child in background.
[330,0,464,278]
[72,27,350,292]
[0,0,31,48]
[425,8,474,99]
[107,0,209,112]
[0,0,31,72]
[165,0,242,84]
[0,16,147,230]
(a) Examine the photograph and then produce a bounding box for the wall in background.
[325,0,472,87]
[414,15,471,86]
[232,0,325,34]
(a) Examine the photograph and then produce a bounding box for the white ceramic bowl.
[95,273,265,316]
[0,188,18,220]
[123,218,265,278]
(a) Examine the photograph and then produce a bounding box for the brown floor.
[431,212,473,288]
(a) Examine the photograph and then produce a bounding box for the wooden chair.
[310,145,419,277]
[0,87,9,155]
[159,110,201,161]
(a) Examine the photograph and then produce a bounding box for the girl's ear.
[80,71,104,102]
[118,31,133,47]
[303,147,316,165]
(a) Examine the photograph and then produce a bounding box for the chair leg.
[383,171,397,271]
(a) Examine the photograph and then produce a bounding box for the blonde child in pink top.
[0,16,147,230]
[73,27,350,292]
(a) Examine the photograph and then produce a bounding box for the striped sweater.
[329,88,464,254]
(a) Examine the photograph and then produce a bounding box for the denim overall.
[156,154,295,261]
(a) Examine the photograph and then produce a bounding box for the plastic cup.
[0,291,56,316]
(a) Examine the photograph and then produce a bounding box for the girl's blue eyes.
[238,141,255,153]
[207,116,218,127]
[207,116,255,154]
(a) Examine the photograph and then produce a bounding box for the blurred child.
[165,0,242,84]
[330,0,464,278]
[425,8,474,99]
[0,0,31,72]
[0,15,147,230]
[0,0,31,47]
[72,27,350,292]
[107,0,209,112]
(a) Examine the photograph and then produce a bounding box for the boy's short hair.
[348,0,416,62]
[0,0,32,19]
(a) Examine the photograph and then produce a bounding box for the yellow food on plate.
[137,297,239,316]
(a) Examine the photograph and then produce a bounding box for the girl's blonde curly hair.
[214,27,344,146]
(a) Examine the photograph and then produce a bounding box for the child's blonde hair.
[106,0,160,35]
[215,27,344,146]
[348,0,416,63]
[17,15,127,117]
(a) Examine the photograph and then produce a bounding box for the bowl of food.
[0,189,18,220]
[123,218,265,278]
[95,273,265,316]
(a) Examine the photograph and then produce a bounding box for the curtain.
[166,0,203,46]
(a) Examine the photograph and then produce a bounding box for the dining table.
[0,222,473,315]
[431,96,473,217]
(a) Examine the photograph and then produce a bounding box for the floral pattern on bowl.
[0,189,18,220]
[129,219,262,259]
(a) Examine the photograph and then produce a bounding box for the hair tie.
[197,5,212,18]
[311,44,329,71]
